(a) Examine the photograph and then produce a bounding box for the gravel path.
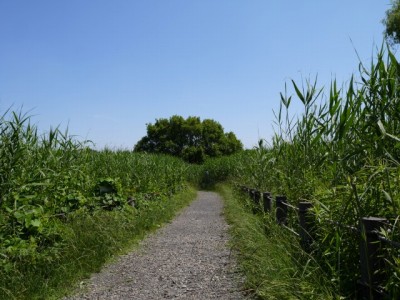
[65,191,246,300]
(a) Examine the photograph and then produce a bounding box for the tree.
[383,0,400,45]
[134,115,243,163]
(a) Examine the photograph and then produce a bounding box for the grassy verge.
[1,186,197,300]
[217,183,336,300]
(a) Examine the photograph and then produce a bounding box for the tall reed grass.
[0,110,195,299]
[229,44,400,297]
[218,184,334,299]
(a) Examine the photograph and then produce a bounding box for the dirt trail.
[65,191,247,299]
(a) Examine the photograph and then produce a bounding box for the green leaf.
[13,211,24,220]
[377,119,386,136]
[292,80,305,104]
[30,219,41,228]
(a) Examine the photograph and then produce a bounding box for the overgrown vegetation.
[2,43,400,300]
[134,115,243,163]
[383,0,400,45]
[218,184,334,299]
[210,45,400,298]
[0,111,197,299]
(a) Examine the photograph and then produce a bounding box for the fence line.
[324,219,359,233]
[376,232,400,249]
[237,185,398,299]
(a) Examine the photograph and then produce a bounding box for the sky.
[0,1,393,149]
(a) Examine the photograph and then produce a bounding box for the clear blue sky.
[0,1,392,149]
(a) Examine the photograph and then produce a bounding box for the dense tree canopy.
[134,115,243,163]
[383,0,400,45]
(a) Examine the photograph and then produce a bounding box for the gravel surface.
[65,191,247,300]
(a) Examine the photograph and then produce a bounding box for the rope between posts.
[282,224,300,237]
[324,219,359,233]
[238,184,400,298]
[374,232,400,249]
[280,201,299,211]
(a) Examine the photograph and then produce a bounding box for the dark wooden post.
[248,188,253,200]
[298,201,313,250]
[254,190,261,205]
[263,192,272,212]
[251,190,261,214]
[275,196,287,225]
[248,189,255,214]
[358,217,388,299]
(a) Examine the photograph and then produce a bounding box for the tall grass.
[0,187,197,300]
[230,44,400,297]
[218,184,334,299]
[0,110,197,299]
[3,43,399,298]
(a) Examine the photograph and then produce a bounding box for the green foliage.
[188,44,400,298]
[383,0,400,45]
[0,110,198,299]
[194,151,245,189]
[228,44,400,297]
[134,115,243,163]
[219,184,334,299]
[1,188,197,300]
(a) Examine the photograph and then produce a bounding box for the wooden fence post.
[276,196,287,225]
[248,188,253,200]
[254,190,261,205]
[252,190,261,213]
[298,201,313,250]
[263,192,272,212]
[358,217,388,299]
